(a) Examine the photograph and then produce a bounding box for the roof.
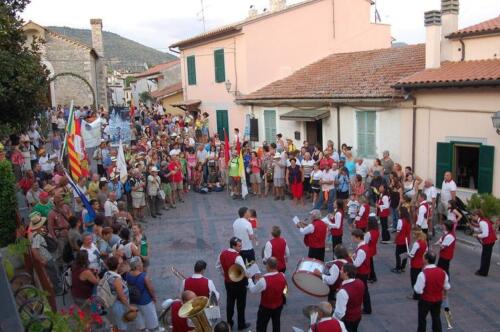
[447,16,500,39]
[24,21,95,52]
[151,82,183,99]
[134,60,180,79]
[395,59,500,89]
[237,44,425,102]
[170,0,323,49]
[280,109,330,121]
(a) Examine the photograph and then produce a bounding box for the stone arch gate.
[49,72,96,108]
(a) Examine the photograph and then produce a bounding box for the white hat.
[100,177,108,182]
[169,149,179,156]
[150,166,159,172]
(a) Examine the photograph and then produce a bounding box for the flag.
[223,128,230,167]
[64,170,96,220]
[66,105,83,181]
[117,140,128,184]
[238,150,248,199]
[236,135,241,156]
[129,95,135,120]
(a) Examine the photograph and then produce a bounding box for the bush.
[467,193,500,219]
[0,159,17,247]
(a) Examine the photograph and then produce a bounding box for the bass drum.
[292,258,329,297]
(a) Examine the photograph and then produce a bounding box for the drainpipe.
[336,105,341,151]
[410,94,417,172]
[459,38,465,61]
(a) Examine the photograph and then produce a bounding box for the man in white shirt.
[308,301,348,332]
[424,179,438,236]
[439,171,457,218]
[314,163,337,213]
[104,192,119,218]
[233,207,255,264]
[180,260,220,300]
[355,158,369,181]
[416,193,429,235]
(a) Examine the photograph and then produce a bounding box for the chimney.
[440,0,459,62]
[269,0,286,12]
[425,10,442,69]
[90,18,104,57]
[89,18,108,110]
[248,5,258,18]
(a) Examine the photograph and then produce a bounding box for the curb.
[455,236,500,259]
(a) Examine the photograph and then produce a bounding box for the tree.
[0,159,17,247]
[0,0,50,133]
[139,91,153,103]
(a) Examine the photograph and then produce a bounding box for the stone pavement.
[145,191,500,332]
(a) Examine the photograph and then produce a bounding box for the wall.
[159,63,182,89]
[161,92,185,116]
[450,34,500,61]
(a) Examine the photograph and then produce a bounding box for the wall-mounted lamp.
[492,111,500,135]
[225,80,239,96]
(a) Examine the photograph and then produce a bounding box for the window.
[187,55,196,85]
[216,110,229,140]
[264,110,277,143]
[356,111,376,158]
[214,49,225,83]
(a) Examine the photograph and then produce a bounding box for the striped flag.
[66,107,89,180]
[238,150,248,199]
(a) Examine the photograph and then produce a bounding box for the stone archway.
[49,72,96,108]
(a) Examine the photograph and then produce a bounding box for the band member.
[216,237,250,330]
[354,197,370,232]
[376,185,391,243]
[318,245,351,303]
[233,207,255,264]
[408,228,428,300]
[297,209,327,261]
[248,257,287,332]
[414,251,451,332]
[471,210,498,277]
[351,229,371,314]
[181,260,220,300]
[309,301,348,332]
[364,216,379,283]
[334,263,365,332]
[392,206,411,273]
[263,226,290,273]
[171,290,196,332]
[416,193,429,237]
[435,221,455,277]
[327,200,345,256]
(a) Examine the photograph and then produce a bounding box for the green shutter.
[435,142,452,189]
[214,49,226,83]
[187,56,196,85]
[216,110,229,139]
[478,145,495,194]
[264,110,276,143]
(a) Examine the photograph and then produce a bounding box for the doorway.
[454,144,479,189]
[306,120,323,147]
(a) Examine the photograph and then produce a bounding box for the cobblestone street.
[145,192,500,332]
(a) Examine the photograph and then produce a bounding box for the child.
[179,152,188,193]
[347,193,360,229]
[192,162,204,192]
[186,147,197,188]
[248,209,259,247]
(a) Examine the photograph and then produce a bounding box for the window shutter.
[264,110,276,143]
[435,142,452,189]
[477,145,495,194]
[356,111,376,157]
[214,49,225,83]
[216,110,229,139]
[187,56,196,85]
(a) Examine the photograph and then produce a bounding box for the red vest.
[368,229,379,256]
[171,300,190,332]
[421,267,446,302]
[304,219,327,249]
[330,259,349,293]
[311,318,342,332]
[330,210,344,237]
[377,195,390,217]
[342,279,365,322]
[219,249,239,283]
[439,233,456,260]
[354,244,371,275]
[411,240,427,269]
[260,272,287,309]
[356,204,370,230]
[420,202,429,219]
[395,218,411,246]
[481,219,498,245]
[270,237,287,271]
[184,276,210,298]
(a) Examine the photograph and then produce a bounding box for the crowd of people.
[1,101,498,332]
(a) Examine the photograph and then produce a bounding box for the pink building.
[169,0,391,142]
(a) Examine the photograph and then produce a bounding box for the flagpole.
[59,100,74,162]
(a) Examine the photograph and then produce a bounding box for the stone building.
[23,19,108,109]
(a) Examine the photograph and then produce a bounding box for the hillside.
[47,26,177,73]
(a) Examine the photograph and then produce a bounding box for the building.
[169,0,391,141]
[150,82,184,115]
[23,19,108,109]
[108,70,126,106]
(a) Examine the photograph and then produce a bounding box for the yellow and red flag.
[66,108,89,180]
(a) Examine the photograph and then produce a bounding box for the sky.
[21,0,500,53]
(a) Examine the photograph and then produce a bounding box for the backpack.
[126,273,142,304]
[41,234,58,253]
[96,272,118,309]
[124,179,132,193]
[62,242,74,263]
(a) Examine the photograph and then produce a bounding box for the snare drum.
[292,258,329,297]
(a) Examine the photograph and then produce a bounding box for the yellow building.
[151,82,184,116]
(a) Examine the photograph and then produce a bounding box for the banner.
[81,118,102,148]
[109,106,131,145]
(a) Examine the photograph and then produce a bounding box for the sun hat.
[150,166,159,172]
[29,211,46,230]
[43,184,55,193]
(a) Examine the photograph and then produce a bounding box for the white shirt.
[321,169,337,191]
[363,232,372,245]
[215,248,246,275]
[408,241,421,258]
[334,278,355,320]
[355,205,367,221]
[378,195,390,212]
[263,239,290,261]
[180,273,219,300]
[308,318,348,332]
[424,186,437,203]
[440,180,457,204]
[104,199,118,217]
[81,243,101,270]
[233,218,254,251]
[416,202,428,229]
[352,242,367,268]
[355,163,369,178]
[247,271,280,293]
[322,259,347,285]
[438,233,455,248]
[299,223,315,235]
[414,264,451,294]
[476,220,491,239]
[39,155,55,173]
[322,212,342,230]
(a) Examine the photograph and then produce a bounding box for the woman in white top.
[447,200,462,232]
[310,163,322,208]
[301,152,315,199]
[403,172,422,200]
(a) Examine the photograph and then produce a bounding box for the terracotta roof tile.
[151,82,183,99]
[237,44,425,101]
[447,16,500,39]
[395,59,500,88]
[134,59,180,79]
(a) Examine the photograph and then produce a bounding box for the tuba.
[178,296,212,332]
[228,260,255,282]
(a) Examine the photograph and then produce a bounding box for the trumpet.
[171,266,187,280]
[228,260,255,282]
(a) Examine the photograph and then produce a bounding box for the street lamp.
[492,111,500,135]
[225,80,239,96]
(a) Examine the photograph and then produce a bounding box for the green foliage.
[0,0,50,131]
[125,75,136,88]
[139,91,153,103]
[0,159,18,246]
[467,193,500,219]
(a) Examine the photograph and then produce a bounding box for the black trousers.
[368,257,377,281]
[410,267,422,300]
[343,319,361,332]
[380,216,390,241]
[395,244,408,270]
[256,305,283,332]
[240,249,256,265]
[225,281,247,328]
[97,164,106,177]
[308,247,325,262]
[418,300,442,332]
[332,235,343,258]
[357,273,372,314]
[437,257,450,277]
[478,243,494,276]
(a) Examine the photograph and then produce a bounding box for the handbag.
[158,188,166,200]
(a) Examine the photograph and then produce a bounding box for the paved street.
[146,192,500,332]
